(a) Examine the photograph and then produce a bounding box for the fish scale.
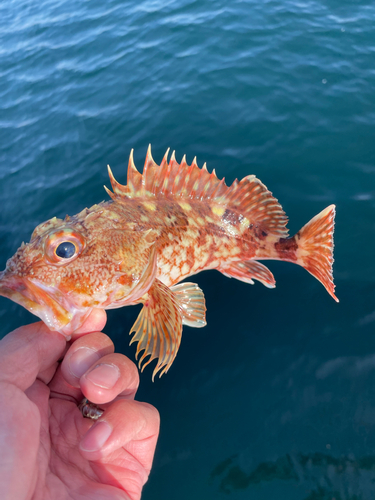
[0,146,337,379]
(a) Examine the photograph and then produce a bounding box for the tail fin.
[296,205,338,302]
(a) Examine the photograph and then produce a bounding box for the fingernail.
[80,421,112,452]
[85,363,120,389]
[69,347,100,379]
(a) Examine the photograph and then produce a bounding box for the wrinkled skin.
[0,310,160,500]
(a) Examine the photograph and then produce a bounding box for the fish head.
[0,208,158,337]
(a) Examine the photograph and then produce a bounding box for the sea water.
[0,1,374,498]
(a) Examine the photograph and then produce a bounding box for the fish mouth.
[0,270,90,337]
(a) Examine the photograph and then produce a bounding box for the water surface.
[1,1,374,499]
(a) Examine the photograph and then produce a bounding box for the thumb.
[0,322,66,391]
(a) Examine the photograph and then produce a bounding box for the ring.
[78,398,104,420]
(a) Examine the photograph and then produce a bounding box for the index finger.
[0,309,107,392]
[71,309,107,339]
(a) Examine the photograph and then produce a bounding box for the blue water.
[1,0,375,498]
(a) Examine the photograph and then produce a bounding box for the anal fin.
[130,279,206,380]
[170,282,206,327]
[219,260,276,288]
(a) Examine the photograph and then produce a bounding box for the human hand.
[0,310,160,500]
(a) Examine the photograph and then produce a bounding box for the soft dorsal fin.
[129,278,206,380]
[105,146,289,237]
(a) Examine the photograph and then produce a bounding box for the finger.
[60,332,115,389]
[75,483,131,500]
[79,399,160,472]
[80,353,140,404]
[48,364,83,404]
[0,322,66,391]
[50,349,139,407]
[72,309,107,338]
[0,382,41,500]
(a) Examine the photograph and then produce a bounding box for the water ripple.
[0,1,374,499]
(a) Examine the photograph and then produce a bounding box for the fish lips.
[0,270,90,337]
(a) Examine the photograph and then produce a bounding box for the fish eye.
[55,241,77,259]
[44,228,85,265]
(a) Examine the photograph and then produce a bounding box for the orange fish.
[0,147,338,379]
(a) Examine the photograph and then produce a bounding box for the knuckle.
[139,401,160,427]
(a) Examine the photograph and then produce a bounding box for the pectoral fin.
[129,279,206,380]
[219,260,276,288]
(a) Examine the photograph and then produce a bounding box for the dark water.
[1,0,375,498]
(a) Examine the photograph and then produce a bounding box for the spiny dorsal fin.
[127,149,143,194]
[106,146,289,237]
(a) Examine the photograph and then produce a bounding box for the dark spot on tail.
[253,225,268,240]
[274,237,298,261]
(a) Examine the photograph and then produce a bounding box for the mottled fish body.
[0,147,337,378]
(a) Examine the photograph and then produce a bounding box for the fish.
[0,146,338,379]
